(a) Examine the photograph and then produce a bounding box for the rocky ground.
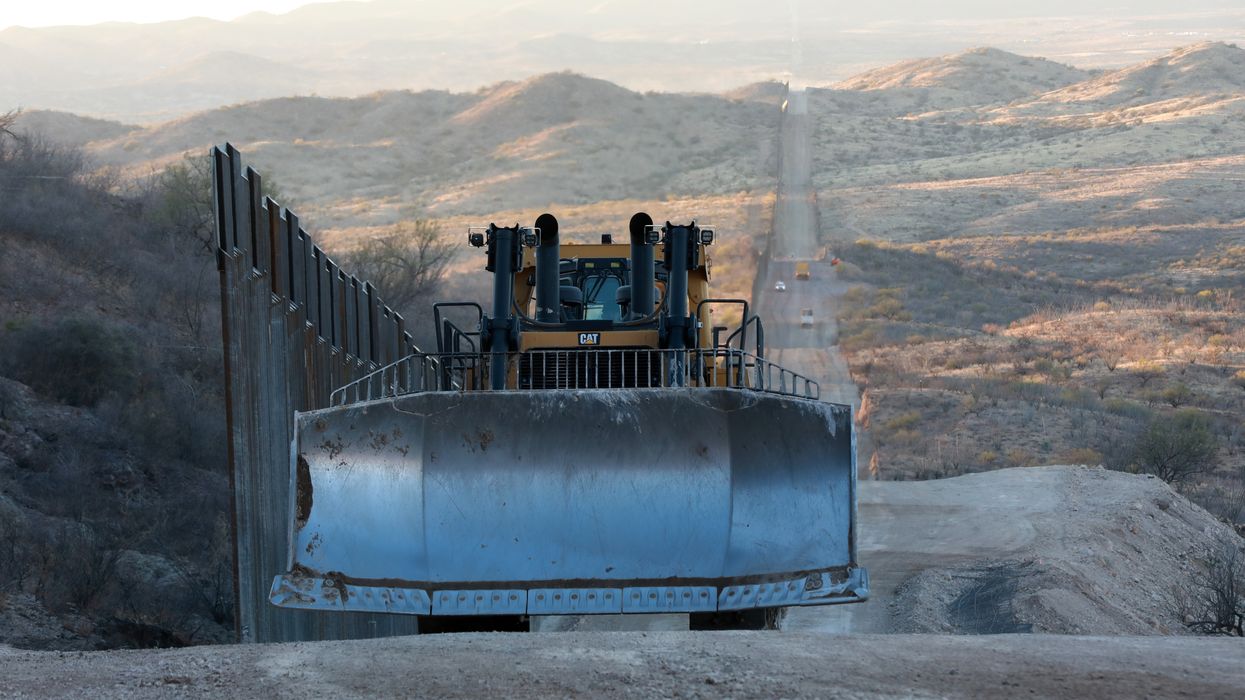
[0,631,1241,699]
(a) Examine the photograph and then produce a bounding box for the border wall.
[212,143,422,642]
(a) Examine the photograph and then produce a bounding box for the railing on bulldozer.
[330,347,821,407]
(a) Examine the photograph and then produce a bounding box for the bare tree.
[344,220,455,318]
[1134,360,1165,388]
[146,154,216,253]
[142,153,288,253]
[0,507,31,593]
[0,108,19,140]
[1132,409,1220,485]
[1173,537,1244,636]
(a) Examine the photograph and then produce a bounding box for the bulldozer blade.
[271,388,867,616]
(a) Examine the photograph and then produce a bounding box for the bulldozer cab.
[272,212,866,622]
[555,257,630,321]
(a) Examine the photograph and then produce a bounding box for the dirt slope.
[786,466,1241,635]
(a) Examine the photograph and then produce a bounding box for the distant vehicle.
[795,261,811,280]
[800,308,814,328]
[775,280,787,292]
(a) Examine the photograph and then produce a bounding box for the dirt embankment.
[785,465,1244,636]
[892,466,1239,635]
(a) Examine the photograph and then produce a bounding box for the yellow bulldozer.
[270,211,866,629]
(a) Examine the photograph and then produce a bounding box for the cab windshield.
[583,273,622,321]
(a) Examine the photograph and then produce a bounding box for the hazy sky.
[0,0,326,30]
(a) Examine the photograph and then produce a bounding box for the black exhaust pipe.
[628,212,655,319]
[534,213,560,323]
[661,221,698,386]
[484,223,521,390]
[663,222,694,350]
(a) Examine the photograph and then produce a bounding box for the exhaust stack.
[482,223,521,390]
[534,213,560,323]
[628,212,655,319]
[663,222,695,350]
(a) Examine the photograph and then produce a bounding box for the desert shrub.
[0,505,32,593]
[96,371,226,468]
[1184,471,1245,527]
[0,130,123,260]
[1172,537,1244,636]
[939,354,964,370]
[1132,409,1220,485]
[842,286,871,306]
[1161,383,1194,408]
[1057,387,1098,410]
[1006,449,1037,467]
[1104,398,1153,421]
[30,522,119,614]
[840,323,880,351]
[139,154,216,252]
[341,220,454,319]
[883,411,922,433]
[862,288,913,322]
[889,429,922,445]
[1033,358,1054,377]
[1133,360,1166,387]
[1060,448,1104,466]
[0,316,138,407]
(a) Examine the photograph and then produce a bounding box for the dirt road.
[757,259,857,407]
[759,88,858,407]
[760,88,867,631]
[2,631,1240,699]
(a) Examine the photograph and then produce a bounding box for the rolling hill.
[2,2,1243,122]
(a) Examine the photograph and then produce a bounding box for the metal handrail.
[330,347,819,406]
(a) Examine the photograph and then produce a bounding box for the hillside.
[5,110,137,148]
[1,133,235,649]
[1019,41,1245,111]
[2,2,1244,122]
[835,47,1090,105]
[805,44,1245,535]
[28,73,780,228]
[809,42,1245,241]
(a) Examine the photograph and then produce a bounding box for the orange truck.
[795,261,811,280]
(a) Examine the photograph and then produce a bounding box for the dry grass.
[839,230,1245,525]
